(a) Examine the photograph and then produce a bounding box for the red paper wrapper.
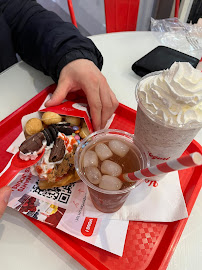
[39,100,93,133]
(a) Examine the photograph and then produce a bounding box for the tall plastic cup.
[74,129,149,213]
[134,72,202,167]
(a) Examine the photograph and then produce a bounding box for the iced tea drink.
[75,129,149,213]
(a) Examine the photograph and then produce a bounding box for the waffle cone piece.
[39,170,80,190]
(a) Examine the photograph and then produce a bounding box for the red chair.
[104,0,140,32]
[67,0,181,33]
[67,0,140,33]
[174,0,180,18]
[67,0,77,28]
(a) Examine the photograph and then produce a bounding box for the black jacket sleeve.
[0,0,103,82]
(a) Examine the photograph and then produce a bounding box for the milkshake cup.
[134,62,202,169]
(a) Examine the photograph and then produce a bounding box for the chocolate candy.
[73,126,79,131]
[74,135,80,140]
[19,132,45,154]
[49,138,65,162]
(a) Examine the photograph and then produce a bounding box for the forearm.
[1,0,103,81]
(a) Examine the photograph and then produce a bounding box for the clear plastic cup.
[135,72,202,167]
[74,129,149,213]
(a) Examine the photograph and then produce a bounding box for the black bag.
[131,46,199,77]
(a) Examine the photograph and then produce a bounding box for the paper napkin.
[83,171,188,222]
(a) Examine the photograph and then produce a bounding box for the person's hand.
[45,59,119,130]
[197,18,202,27]
[0,186,12,219]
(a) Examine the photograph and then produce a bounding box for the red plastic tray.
[1,84,202,270]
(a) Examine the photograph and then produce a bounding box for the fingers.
[45,78,72,107]
[110,89,119,112]
[85,85,102,131]
[0,186,12,219]
[99,79,119,129]
[99,85,114,129]
[44,59,119,131]
[86,81,119,130]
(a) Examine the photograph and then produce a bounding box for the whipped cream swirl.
[138,62,202,128]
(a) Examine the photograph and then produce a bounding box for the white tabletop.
[0,31,202,270]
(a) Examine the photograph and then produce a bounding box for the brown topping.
[49,138,65,162]
[19,132,45,154]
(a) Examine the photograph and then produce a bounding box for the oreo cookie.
[56,124,74,135]
[42,128,53,146]
[48,125,58,141]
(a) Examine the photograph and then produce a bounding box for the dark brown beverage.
[75,130,148,213]
[83,137,141,190]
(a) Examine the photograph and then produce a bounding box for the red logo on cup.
[149,152,170,161]
[145,180,158,187]
[81,217,97,237]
